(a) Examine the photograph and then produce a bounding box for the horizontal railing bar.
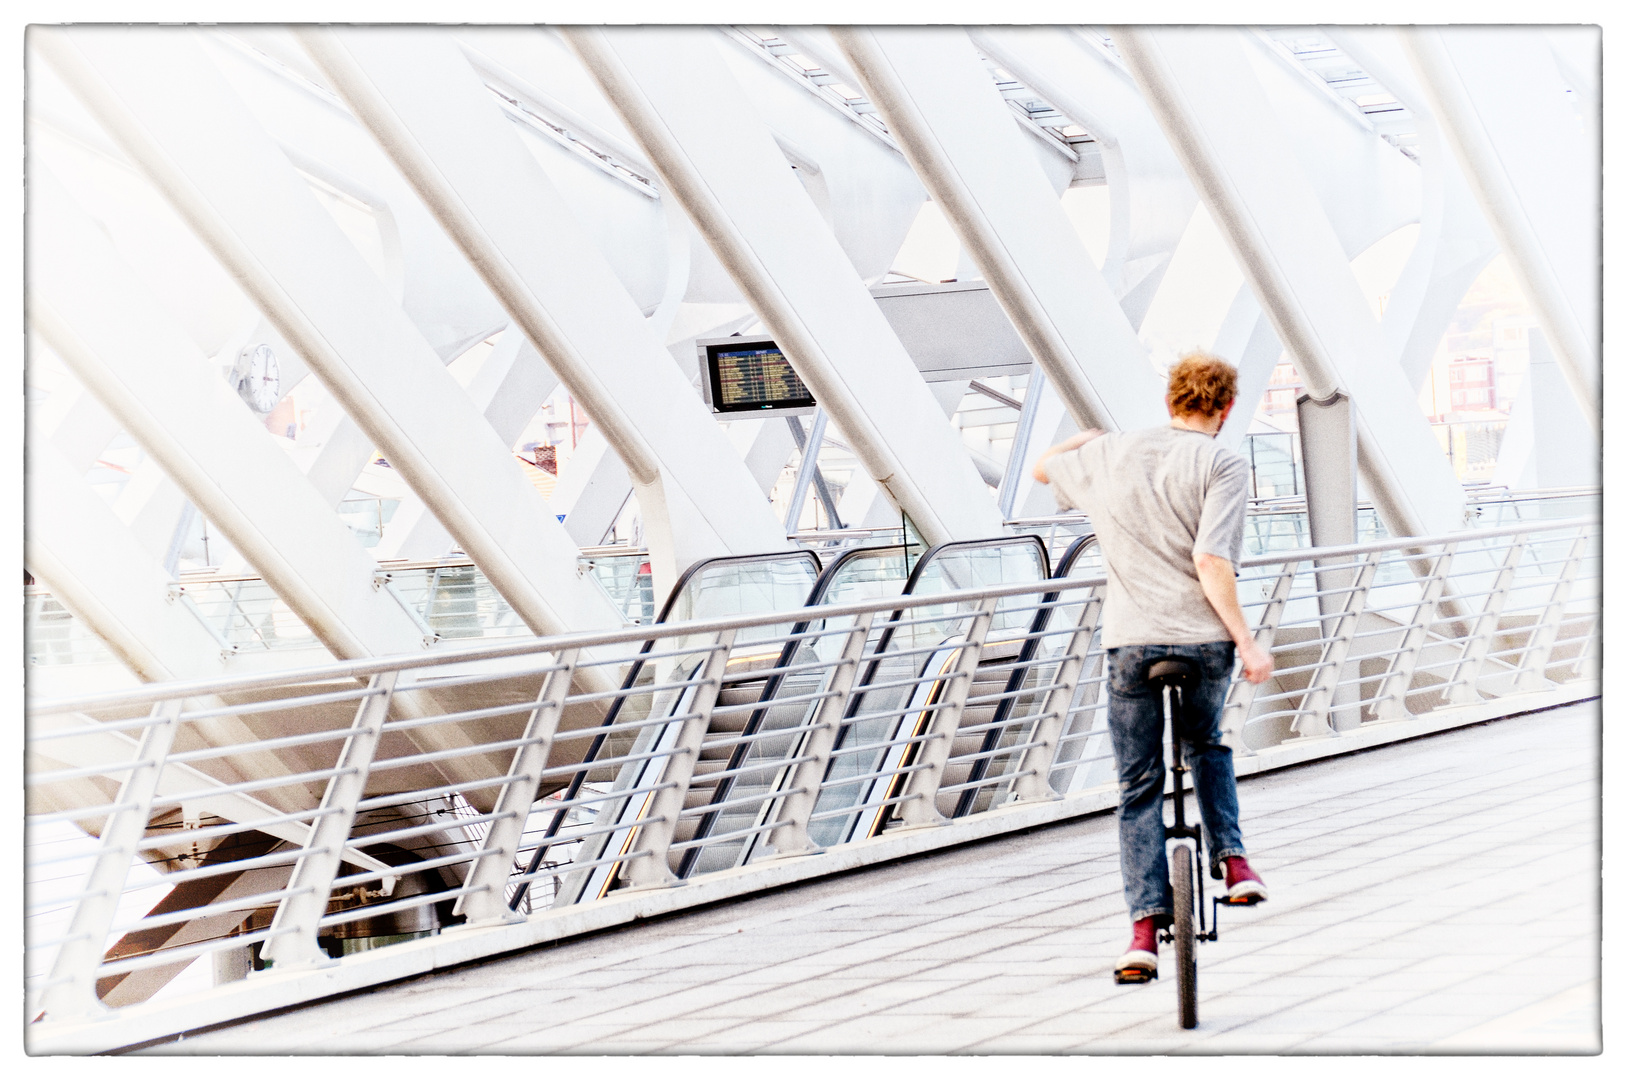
[93,926,290,980]
[676,787,806,820]
[536,745,689,779]
[806,790,922,822]
[135,807,339,850]
[706,687,837,718]
[355,773,528,811]
[345,810,509,851]
[27,801,140,826]
[317,885,484,931]
[699,723,824,756]
[666,818,787,852]
[504,846,651,886]
[164,727,357,765]
[331,846,502,890]
[379,698,557,734]
[35,515,1594,717]
[815,761,934,791]
[172,686,384,726]
[151,766,356,808]
[26,758,155,787]
[517,779,675,819]
[110,885,308,936]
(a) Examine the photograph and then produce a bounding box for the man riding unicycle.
[1033,351,1273,984]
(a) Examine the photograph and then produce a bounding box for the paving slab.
[155,700,1600,1055]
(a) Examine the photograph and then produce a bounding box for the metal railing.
[24,516,1598,1051]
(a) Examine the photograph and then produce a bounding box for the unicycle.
[1146,658,1260,1029]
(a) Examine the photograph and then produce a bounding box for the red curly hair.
[1165,351,1238,419]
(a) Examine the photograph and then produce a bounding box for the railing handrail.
[29,515,1597,718]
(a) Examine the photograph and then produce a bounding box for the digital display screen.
[705,341,816,414]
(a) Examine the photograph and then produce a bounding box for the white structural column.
[31,167,430,662]
[1116,28,1465,539]
[565,28,1003,546]
[1401,28,1599,428]
[834,28,1165,436]
[306,29,791,594]
[39,26,623,639]
[970,26,1199,329]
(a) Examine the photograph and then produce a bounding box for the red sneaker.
[1224,856,1268,903]
[1113,915,1159,984]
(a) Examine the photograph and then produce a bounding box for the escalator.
[517,532,1103,906]
[511,549,822,908]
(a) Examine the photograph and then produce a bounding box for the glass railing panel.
[25,592,118,667]
[177,578,321,652]
[582,552,654,625]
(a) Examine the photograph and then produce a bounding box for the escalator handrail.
[677,534,1055,875]
[950,530,1098,817]
[675,543,913,877]
[509,548,820,909]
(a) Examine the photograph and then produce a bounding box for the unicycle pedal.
[1219,893,1263,907]
[1114,963,1157,985]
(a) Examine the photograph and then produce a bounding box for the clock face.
[238,344,281,413]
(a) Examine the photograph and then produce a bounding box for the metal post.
[454,650,578,924]
[895,596,998,829]
[1298,390,1361,724]
[1011,591,1102,801]
[765,612,875,857]
[621,629,737,889]
[1296,551,1380,737]
[1371,544,1455,722]
[1446,535,1526,705]
[261,671,397,969]
[1220,561,1298,739]
[998,369,1047,521]
[39,700,182,1022]
[1513,531,1588,692]
[783,410,829,534]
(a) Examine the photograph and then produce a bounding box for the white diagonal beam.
[565,27,1003,546]
[31,165,429,663]
[834,28,1165,436]
[304,28,791,594]
[1401,28,1599,428]
[38,26,624,640]
[1116,27,1465,538]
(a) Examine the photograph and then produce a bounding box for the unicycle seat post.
[1148,658,1199,843]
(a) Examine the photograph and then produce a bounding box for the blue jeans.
[1106,642,1245,923]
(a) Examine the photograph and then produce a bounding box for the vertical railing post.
[1220,561,1298,743]
[1011,591,1102,802]
[261,671,397,969]
[1446,535,1526,705]
[1371,543,1455,722]
[454,650,578,925]
[1513,531,1589,692]
[895,596,998,829]
[40,699,182,1022]
[1295,552,1380,737]
[621,629,736,890]
[765,611,875,857]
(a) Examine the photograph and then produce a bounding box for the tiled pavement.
[159,700,1600,1055]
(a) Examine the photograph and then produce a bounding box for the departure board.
[704,341,816,414]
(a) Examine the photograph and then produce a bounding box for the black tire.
[1172,843,1198,1029]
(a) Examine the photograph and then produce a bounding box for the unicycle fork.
[1150,659,1205,1029]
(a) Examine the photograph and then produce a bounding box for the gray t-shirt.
[1046,425,1250,648]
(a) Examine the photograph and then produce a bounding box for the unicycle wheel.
[1172,843,1198,1029]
